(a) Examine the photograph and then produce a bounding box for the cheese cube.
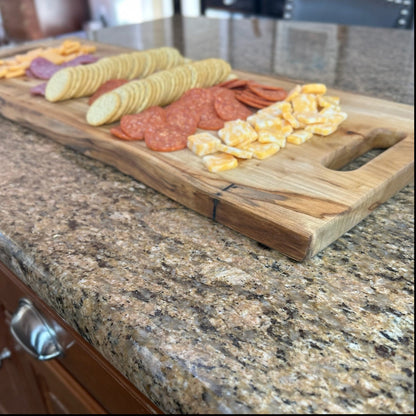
[319,108,348,125]
[218,119,258,146]
[296,112,329,125]
[305,123,338,136]
[285,84,302,102]
[187,132,221,156]
[282,111,303,129]
[247,112,282,131]
[287,129,313,144]
[202,153,238,172]
[241,141,280,159]
[291,94,318,114]
[301,83,327,95]
[217,143,253,159]
[318,95,340,109]
[257,125,292,147]
[260,101,292,116]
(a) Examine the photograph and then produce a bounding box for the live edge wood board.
[0,39,414,260]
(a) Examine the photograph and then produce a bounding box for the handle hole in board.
[322,128,407,172]
[338,148,385,171]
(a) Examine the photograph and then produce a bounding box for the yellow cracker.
[86,91,121,126]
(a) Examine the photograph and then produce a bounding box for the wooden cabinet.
[0,261,162,414]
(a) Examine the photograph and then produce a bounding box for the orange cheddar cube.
[318,95,340,109]
[217,143,253,159]
[301,83,327,95]
[187,132,221,156]
[242,141,280,159]
[202,153,238,172]
[296,112,329,125]
[282,111,303,129]
[247,112,282,131]
[287,129,313,144]
[305,123,339,136]
[285,84,302,102]
[218,119,258,146]
[291,93,318,114]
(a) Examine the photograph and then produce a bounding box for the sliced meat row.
[111,86,256,152]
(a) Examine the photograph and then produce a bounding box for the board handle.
[346,128,414,190]
[322,127,408,171]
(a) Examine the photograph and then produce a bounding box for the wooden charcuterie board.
[0,39,414,260]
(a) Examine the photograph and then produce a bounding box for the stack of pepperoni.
[107,78,288,152]
[218,78,288,109]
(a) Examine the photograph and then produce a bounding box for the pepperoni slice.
[120,106,166,140]
[165,101,199,134]
[88,79,128,105]
[144,126,188,152]
[234,90,273,108]
[179,88,213,115]
[214,88,253,121]
[234,95,267,109]
[247,81,287,91]
[217,78,249,89]
[247,83,288,101]
[110,125,136,141]
[198,109,225,130]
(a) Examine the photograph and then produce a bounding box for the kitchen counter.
[0,16,414,414]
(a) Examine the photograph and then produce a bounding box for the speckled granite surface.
[0,16,414,414]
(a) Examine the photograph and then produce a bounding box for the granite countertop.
[0,16,414,414]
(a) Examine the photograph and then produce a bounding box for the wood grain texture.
[0,39,413,260]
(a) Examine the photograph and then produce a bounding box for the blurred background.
[0,0,414,46]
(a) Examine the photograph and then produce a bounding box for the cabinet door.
[0,305,46,413]
[0,261,162,414]
[1,302,105,414]
[29,356,106,414]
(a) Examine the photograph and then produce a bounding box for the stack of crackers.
[86,58,232,126]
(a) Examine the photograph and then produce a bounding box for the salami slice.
[29,57,60,80]
[88,79,128,105]
[29,54,100,81]
[110,125,136,141]
[214,88,253,121]
[120,106,166,140]
[165,101,199,134]
[25,68,36,78]
[30,82,47,96]
[63,54,99,67]
[144,126,188,152]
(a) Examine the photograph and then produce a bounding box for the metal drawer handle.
[10,298,63,361]
[0,348,11,367]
